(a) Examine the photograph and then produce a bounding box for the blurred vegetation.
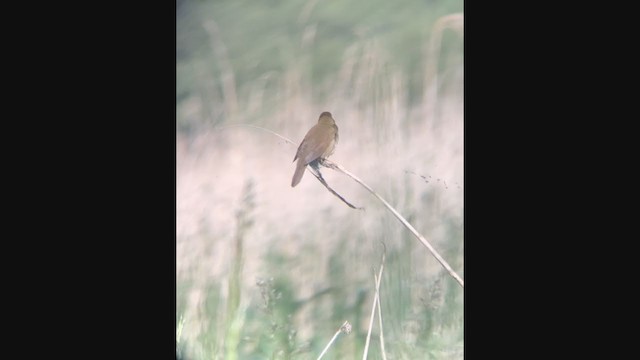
[177,0,463,359]
[177,0,463,132]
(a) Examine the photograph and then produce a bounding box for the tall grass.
[177,0,463,358]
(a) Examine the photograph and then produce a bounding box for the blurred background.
[177,0,463,358]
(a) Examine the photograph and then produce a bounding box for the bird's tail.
[291,160,306,187]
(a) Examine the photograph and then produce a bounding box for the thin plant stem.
[317,321,352,360]
[375,273,388,360]
[323,159,464,288]
[363,250,385,360]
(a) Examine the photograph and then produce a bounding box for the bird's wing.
[293,123,337,164]
[301,126,335,164]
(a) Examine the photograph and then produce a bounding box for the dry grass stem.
[316,320,352,360]
[362,249,386,360]
[323,159,464,288]
[375,273,387,360]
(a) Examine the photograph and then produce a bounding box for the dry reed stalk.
[423,13,464,124]
[323,159,464,288]
[204,20,238,118]
[363,249,386,360]
[316,321,352,360]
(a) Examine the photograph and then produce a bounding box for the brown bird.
[291,111,339,187]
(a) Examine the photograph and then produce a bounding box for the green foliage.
[176,0,463,129]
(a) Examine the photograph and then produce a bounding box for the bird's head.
[318,111,335,125]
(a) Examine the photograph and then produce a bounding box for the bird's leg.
[318,158,338,171]
[308,158,360,210]
[309,159,326,183]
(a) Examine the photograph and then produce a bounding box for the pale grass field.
[177,15,463,359]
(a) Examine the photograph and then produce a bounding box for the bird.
[291,111,339,187]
